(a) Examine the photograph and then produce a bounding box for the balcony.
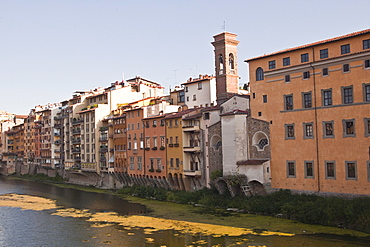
[100,147,108,153]
[74,156,81,162]
[72,129,81,135]
[54,116,62,121]
[72,148,81,153]
[183,146,201,152]
[100,156,106,162]
[184,170,202,177]
[71,139,81,144]
[99,126,108,132]
[54,140,61,145]
[54,124,62,129]
[99,137,108,142]
[72,119,83,125]
[182,125,200,132]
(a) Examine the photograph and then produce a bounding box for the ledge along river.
[0,176,369,247]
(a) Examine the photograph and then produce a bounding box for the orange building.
[246,29,370,195]
[125,107,145,177]
[142,114,167,181]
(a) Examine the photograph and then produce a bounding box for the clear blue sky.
[1,0,369,114]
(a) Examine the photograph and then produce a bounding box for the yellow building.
[246,29,370,196]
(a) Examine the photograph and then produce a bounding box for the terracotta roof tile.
[246,28,370,61]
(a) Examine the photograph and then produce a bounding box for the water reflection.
[1,175,370,247]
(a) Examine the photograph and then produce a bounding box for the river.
[0,176,369,247]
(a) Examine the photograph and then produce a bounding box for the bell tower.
[211,32,240,104]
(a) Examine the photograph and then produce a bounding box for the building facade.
[246,29,370,195]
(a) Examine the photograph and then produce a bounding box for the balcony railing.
[54,140,61,145]
[184,170,202,177]
[72,148,81,153]
[72,119,83,125]
[183,146,201,152]
[182,125,200,132]
[100,147,108,153]
[71,139,81,144]
[99,137,108,142]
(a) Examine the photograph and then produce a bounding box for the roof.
[183,112,202,120]
[237,159,269,166]
[164,108,198,120]
[246,28,370,62]
[181,75,215,85]
[143,113,168,120]
[220,109,249,116]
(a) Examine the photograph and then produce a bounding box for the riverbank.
[7,175,370,238]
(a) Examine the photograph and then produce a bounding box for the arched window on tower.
[229,53,235,70]
[256,67,264,81]
[219,54,224,74]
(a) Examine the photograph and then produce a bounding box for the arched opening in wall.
[210,135,222,152]
[248,180,267,196]
[173,173,179,189]
[256,67,264,81]
[215,179,230,196]
[219,54,224,73]
[252,131,269,151]
[229,53,235,70]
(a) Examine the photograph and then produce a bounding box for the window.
[198,82,202,90]
[325,161,336,179]
[229,53,235,70]
[342,86,353,104]
[343,64,350,73]
[302,92,312,108]
[170,158,174,167]
[322,68,329,76]
[305,161,314,178]
[192,94,197,101]
[283,57,290,66]
[263,95,268,103]
[363,39,370,50]
[137,156,142,170]
[179,91,185,102]
[153,120,157,127]
[345,161,357,180]
[365,118,370,137]
[365,59,370,69]
[363,84,370,102]
[176,158,180,167]
[303,123,314,139]
[322,89,332,106]
[185,86,188,92]
[256,67,264,81]
[343,119,356,137]
[285,75,290,83]
[128,141,131,150]
[204,112,210,120]
[303,71,310,79]
[186,96,189,102]
[287,161,296,178]
[284,94,293,110]
[156,158,162,170]
[301,53,309,63]
[323,121,334,138]
[130,157,134,170]
[320,48,328,59]
[146,137,150,148]
[341,44,350,54]
[285,124,295,140]
[268,60,276,69]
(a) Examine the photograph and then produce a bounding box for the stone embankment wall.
[5,162,173,190]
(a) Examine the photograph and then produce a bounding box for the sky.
[1,0,370,115]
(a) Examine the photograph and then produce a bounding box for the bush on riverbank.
[117,186,370,233]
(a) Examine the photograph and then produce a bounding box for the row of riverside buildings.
[1,29,369,197]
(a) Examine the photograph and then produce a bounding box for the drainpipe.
[310,47,321,192]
